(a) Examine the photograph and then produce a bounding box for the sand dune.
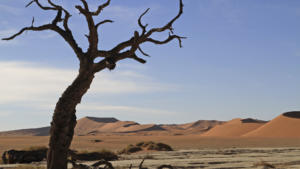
[4,112,300,138]
[0,116,224,136]
[0,126,50,136]
[75,117,118,135]
[243,111,300,138]
[180,120,224,130]
[201,118,266,137]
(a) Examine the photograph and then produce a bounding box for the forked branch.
[93,0,185,71]
[2,24,53,41]
[91,0,111,16]
[3,0,184,73]
[3,0,83,60]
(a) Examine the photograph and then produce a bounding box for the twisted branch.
[93,0,184,71]
[3,0,184,72]
[138,8,150,35]
[91,0,111,16]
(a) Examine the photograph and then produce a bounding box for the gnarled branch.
[3,0,83,61]
[138,8,150,35]
[96,19,114,29]
[93,0,184,72]
[2,24,54,41]
[146,34,186,48]
[91,0,111,16]
[3,0,184,73]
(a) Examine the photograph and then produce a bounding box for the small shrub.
[71,149,118,161]
[119,141,173,154]
[2,148,47,164]
[136,141,145,147]
[118,144,142,154]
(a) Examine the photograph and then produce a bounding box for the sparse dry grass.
[23,146,48,151]
[12,165,46,169]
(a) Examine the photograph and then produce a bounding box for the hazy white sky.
[1,0,300,131]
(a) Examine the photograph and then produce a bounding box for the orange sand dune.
[201,118,266,137]
[180,120,224,130]
[95,121,138,132]
[75,117,118,135]
[114,124,165,133]
[243,111,300,138]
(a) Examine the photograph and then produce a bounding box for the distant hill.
[0,117,223,136]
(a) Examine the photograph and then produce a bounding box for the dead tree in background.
[2,0,185,169]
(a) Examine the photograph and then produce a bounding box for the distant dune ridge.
[1,111,300,138]
[0,117,223,136]
[201,118,267,137]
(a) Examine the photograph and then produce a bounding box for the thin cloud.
[0,4,22,16]
[0,61,178,104]
[78,104,176,116]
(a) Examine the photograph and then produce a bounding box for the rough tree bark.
[47,71,95,169]
[2,0,185,168]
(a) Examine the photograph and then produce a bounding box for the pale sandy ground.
[1,147,300,168]
[1,135,300,155]
[1,136,300,168]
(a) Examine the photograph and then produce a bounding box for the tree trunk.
[47,70,95,169]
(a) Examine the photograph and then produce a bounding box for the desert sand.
[1,112,300,168]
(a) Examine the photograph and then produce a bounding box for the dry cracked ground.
[1,147,300,169]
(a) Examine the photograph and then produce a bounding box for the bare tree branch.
[25,1,34,8]
[26,0,56,10]
[2,24,54,41]
[146,0,183,36]
[146,34,186,48]
[4,0,184,72]
[3,0,83,61]
[138,46,150,57]
[91,0,111,16]
[75,1,99,54]
[139,159,147,169]
[132,54,147,64]
[96,19,114,28]
[91,159,114,169]
[138,8,150,35]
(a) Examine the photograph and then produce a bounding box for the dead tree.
[2,0,185,169]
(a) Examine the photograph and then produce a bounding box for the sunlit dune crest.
[243,111,300,138]
[201,118,267,137]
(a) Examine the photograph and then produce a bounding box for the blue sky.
[0,0,300,131]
